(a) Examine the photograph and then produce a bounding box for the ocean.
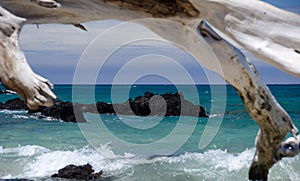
[0,84,299,180]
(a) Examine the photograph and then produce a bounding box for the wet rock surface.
[0,92,208,122]
[0,98,28,110]
[51,163,103,180]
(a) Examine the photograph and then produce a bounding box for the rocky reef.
[0,92,208,122]
[51,164,103,180]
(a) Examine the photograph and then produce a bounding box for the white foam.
[209,114,224,118]
[29,113,59,122]
[157,149,254,175]
[12,115,30,119]
[1,145,300,180]
[2,145,136,178]
[0,145,48,156]
[0,110,27,114]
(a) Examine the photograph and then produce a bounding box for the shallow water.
[0,85,299,180]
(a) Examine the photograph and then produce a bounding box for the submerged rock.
[51,163,103,180]
[0,92,208,122]
[0,98,28,110]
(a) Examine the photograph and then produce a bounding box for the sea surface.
[0,84,299,181]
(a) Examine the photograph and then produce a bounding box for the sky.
[19,0,300,85]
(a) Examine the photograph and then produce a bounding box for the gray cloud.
[19,11,300,84]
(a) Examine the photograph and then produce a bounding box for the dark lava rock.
[0,98,28,110]
[127,92,208,117]
[96,102,114,114]
[1,92,208,122]
[29,100,86,123]
[51,163,103,180]
[104,92,208,117]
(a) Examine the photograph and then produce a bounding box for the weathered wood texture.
[0,6,56,109]
[198,21,297,181]
[0,0,299,180]
[105,0,200,18]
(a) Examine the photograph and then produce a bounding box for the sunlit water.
[0,85,299,180]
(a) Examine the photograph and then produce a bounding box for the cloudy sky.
[19,0,300,85]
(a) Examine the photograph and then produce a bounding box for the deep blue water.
[0,84,299,180]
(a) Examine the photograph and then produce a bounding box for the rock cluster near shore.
[0,98,27,110]
[51,164,103,180]
[0,92,208,122]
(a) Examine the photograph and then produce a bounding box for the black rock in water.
[123,92,208,117]
[96,102,114,114]
[0,92,208,122]
[28,100,86,123]
[51,163,103,180]
[0,98,28,110]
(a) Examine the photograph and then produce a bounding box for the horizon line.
[52,83,300,86]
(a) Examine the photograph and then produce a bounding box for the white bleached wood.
[139,18,298,180]
[197,21,298,180]
[0,0,299,180]
[189,0,300,77]
[0,6,56,109]
[1,0,299,76]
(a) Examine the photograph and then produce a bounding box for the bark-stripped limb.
[198,21,298,181]
[136,18,299,180]
[0,6,56,109]
[0,1,299,179]
[190,0,300,78]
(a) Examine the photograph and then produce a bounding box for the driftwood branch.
[198,21,298,180]
[0,0,299,180]
[140,17,299,180]
[0,6,56,109]
[31,0,61,9]
[190,0,300,78]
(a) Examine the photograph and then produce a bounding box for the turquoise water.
[0,85,299,180]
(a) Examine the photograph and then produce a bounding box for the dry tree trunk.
[198,21,297,181]
[0,6,56,109]
[0,0,299,180]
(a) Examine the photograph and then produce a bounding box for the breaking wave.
[1,145,299,180]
